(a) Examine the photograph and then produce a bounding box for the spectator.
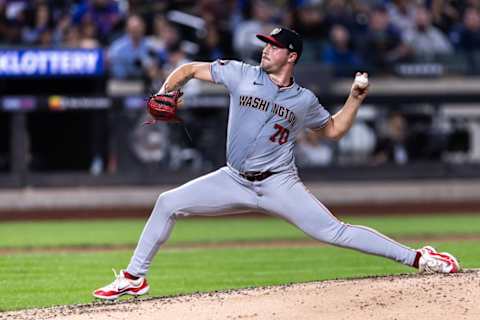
[56,16,100,49]
[447,0,480,16]
[323,0,358,32]
[197,21,226,61]
[428,0,462,33]
[107,14,153,79]
[37,27,53,47]
[290,0,327,62]
[78,18,101,48]
[21,2,53,45]
[53,13,72,47]
[195,0,237,30]
[322,24,363,76]
[3,1,28,44]
[146,15,177,55]
[61,25,82,48]
[372,112,409,165]
[403,6,453,61]
[195,2,234,60]
[233,0,278,62]
[360,5,410,73]
[0,2,8,44]
[72,0,123,44]
[387,0,417,33]
[160,41,202,96]
[326,0,370,37]
[338,121,377,164]
[450,7,480,72]
[295,130,334,167]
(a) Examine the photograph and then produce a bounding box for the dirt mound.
[3,270,479,320]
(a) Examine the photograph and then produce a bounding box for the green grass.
[1,214,480,248]
[1,214,479,311]
[1,241,479,311]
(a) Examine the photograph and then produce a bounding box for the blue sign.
[0,49,104,77]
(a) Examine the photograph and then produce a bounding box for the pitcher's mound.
[5,270,480,320]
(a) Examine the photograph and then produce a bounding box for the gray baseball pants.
[127,166,416,276]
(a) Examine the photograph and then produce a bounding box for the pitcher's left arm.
[314,72,369,140]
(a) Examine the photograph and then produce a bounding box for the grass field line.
[2,233,480,255]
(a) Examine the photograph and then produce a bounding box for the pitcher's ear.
[288,52,298,64]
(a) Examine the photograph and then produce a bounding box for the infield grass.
[1,214,480,311]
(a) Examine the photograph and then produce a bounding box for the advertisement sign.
[48,96,111,110]
[2,96,36,111]
[0,49,104,77]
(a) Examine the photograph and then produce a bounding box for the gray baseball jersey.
[126,60,417,277]
[210,60,330,172]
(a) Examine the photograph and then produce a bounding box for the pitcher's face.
[260,43,293,73]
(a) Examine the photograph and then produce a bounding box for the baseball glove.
[145,90,184,124]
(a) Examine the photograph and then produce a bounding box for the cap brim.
[256,34,286,49]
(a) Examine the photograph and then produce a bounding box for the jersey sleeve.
[304,95,331,129]
[210,59,246,92]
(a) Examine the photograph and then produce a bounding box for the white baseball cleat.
[417,246,460,274]
[93,269,149,300]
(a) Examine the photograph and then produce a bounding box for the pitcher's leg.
[127,167,256,276]
[260,174,417,266]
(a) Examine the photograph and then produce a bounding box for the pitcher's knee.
[152,192,178,219]
[312,220,347,244]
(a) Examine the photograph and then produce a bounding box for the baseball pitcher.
[93,27,460,300]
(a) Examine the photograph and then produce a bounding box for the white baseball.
[354,74,368,89]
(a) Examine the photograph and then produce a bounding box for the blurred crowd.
[0,0,480,83]
[0,0,477,172]
[295,108,472,168]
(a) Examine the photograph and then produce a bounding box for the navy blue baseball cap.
[256,27,303,60]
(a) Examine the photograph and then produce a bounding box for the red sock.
[123,271,140,280]
[412,251,422,269]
